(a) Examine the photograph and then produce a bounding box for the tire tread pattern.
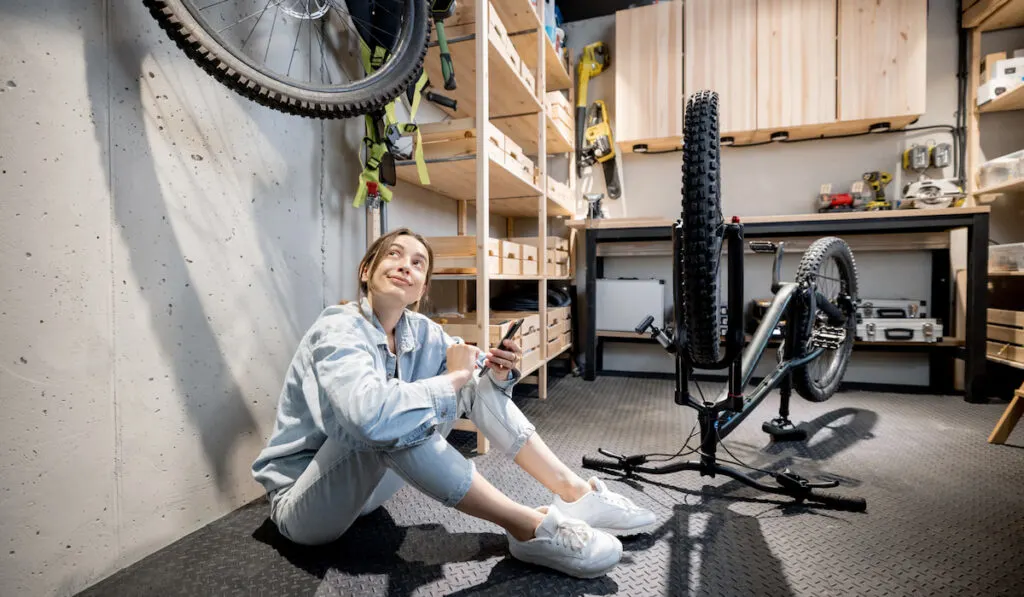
[681,90,723,367]
[142,0,429,119]
[791,237,859,402]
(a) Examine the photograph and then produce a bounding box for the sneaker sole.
[510,548,621,579]
[592,519,658,537]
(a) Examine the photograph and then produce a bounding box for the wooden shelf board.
[989,270,1024,276]
[978,83,1024,113]
[510,30,573,91]
[396,154,541,202]
[989,354,1024,370]
[597,330,646,339]
[976,177,1024,196]
[492,112,574,154]
[964,0,1024,31]
[424,35,540,119]
[436,0,542,38]
[476,195,575,218]
[719,114,922,147]
[618,136,683,154]
[433,272,571,281]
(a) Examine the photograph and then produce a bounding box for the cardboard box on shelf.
[982,52,1007,80]
[977,77,1023,106]
[995,57,1024,78]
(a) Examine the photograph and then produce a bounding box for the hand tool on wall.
[575,42,609,151]
[574,42,621,199]
[578,100,621,199]
[431,0,458,90]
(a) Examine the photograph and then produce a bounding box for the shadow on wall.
[82,4,282,497]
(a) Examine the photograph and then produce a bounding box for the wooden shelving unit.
[964,0,1024,202]
[415,0,577,454]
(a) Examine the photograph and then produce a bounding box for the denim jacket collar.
[359,297,420,355]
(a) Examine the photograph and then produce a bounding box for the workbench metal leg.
[930,250,953,394]
[585,230,598,380]
[965,214,989,403]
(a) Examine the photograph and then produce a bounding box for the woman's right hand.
[446,343,481,374]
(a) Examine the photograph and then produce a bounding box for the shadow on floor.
[252,507,620,596]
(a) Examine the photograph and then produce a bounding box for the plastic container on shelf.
[978,149,1024,189]
[990,243,1024,273]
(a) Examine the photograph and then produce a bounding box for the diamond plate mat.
[77,376,1024,596]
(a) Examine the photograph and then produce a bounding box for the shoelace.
[553,520,592,553]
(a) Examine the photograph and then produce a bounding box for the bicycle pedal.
[748,241,777,254]
[810,325,846,350]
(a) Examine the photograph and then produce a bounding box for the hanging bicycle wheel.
[143,0,429,119]
[791,237,859,402]
[680,90,725,367]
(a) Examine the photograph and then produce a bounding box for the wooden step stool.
[988,383,1024,444]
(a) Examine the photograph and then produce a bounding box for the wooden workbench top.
[565,206,991,230]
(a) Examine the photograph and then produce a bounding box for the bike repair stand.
[583,218,866,512]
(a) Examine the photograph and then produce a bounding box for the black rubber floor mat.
[77,376,1024,596]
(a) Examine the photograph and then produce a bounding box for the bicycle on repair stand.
[583,90,867,513]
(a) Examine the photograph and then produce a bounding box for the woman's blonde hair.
[354,228,435,312]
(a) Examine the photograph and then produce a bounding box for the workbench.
[567,207,992,403]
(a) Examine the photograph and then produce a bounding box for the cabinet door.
[614,1,683,146]
[838,0,927,120]
[684,0,757,135]
[756,0,837,129]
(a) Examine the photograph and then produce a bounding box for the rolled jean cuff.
[506,423,536,458]
[444,457,476,507]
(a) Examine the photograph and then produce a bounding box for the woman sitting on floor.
[251,227,655,578]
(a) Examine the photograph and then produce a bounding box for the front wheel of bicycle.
[680,90,725,367]
[791,237,859,402]
[143,0,430,119]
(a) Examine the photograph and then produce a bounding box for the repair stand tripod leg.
[762,368,807,441]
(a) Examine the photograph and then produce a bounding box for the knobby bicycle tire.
[143,0,430,119]
[681,90,724,367]
[791,237,859,402]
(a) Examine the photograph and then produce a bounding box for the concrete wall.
[0,1,471,595]
[562,0,1024,381]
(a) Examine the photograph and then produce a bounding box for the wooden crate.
[491,312,542,337]
[549,317,571,337]
[415,119,537,191]
[547,177,573,207]
[561,329,572,348]
[502,257,522,275]
[499,240,522,259]
[546,261,570,277]
[520,328,541,352]
[547,305,570,328]
[521,347,541,374]
[508,236,569,251]
[522,258,539,276]
[427,235,502,274]
[435,316,519,348]
[988,341,1024,365]
[521,60,536,95]
[988,324,1024,345]
[547,248,570,264]
[989,308,1024,328]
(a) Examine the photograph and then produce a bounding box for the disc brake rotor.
[280,0,331,20]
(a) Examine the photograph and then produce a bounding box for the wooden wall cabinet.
[756,0,837,129]
[684,0,758,135]
[838,0,928,120]
[614,0,683,149]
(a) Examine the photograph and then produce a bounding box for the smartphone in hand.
[479,318,523,377]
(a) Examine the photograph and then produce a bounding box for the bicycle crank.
[810,324,847,350]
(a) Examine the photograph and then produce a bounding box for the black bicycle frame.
[672,220,823,464]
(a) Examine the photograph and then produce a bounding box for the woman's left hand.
[484,339,521,380]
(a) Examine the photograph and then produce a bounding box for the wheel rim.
[807,255,850,390]
[180,0,415,94]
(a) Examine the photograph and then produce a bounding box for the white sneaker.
[507,505,622,578]
[553,477,657,536]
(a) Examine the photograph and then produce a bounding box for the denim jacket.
[251,298,520,494]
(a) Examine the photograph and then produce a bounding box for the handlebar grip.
[807,490,867,512]
[635,315,655,334]
[582,456,622,470]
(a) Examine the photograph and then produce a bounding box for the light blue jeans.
[269,379,536,545]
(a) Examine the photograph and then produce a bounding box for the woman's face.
[363,235,430,308]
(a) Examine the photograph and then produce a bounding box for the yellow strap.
[414,128,429,185]
[409,71,428,120]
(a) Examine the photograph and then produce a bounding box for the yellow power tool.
[575,42,621,199]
